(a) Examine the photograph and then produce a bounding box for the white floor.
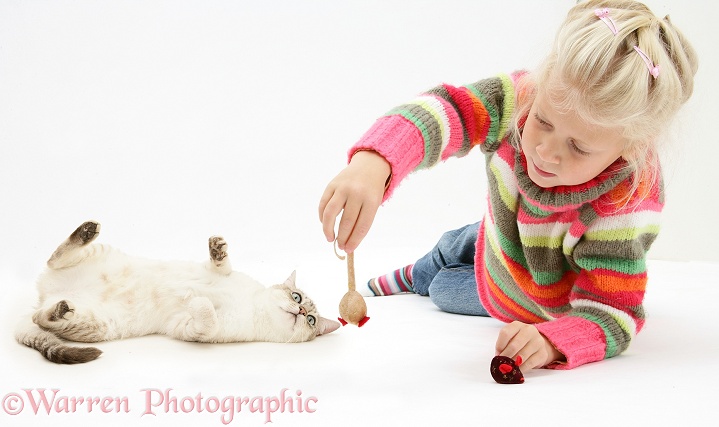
[2,255,718,426]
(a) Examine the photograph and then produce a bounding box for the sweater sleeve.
[349,72,524,201]
[535,178,664,369]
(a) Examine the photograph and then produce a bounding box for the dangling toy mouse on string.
[334,242,369,327]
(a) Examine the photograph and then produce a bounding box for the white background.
[1,0,716,279]
[1,1,717,426]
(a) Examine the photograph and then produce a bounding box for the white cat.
[15,221,340,364]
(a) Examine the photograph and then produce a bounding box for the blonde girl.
[319,0,697,371]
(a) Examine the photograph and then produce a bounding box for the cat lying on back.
[15,221,340,364]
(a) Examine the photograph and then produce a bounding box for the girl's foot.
[366,264,414,296]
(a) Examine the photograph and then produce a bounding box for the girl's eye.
[291,292,302,303]
[534,113,550,127]
[307,315,316,326]
[569,140,590,156]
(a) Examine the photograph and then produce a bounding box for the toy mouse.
[490,355,524,384]
[335,245,369,327]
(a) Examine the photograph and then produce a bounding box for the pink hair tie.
[595,8,618,35]
[633,46,660,78]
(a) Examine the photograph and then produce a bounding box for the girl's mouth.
[533,161,556,178]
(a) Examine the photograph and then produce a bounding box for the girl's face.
[520,92,628,188]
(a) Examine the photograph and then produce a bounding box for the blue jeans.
[411,222,489,316]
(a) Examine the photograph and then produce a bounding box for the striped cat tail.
[15,317,102,364]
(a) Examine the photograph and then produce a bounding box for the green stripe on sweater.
[520,197,553,217]
[530,270,566,286]
[488,161,519,212]
[575,257,647,275]
[520,235,564,249]
[497,74,515,139]
[491,227,528,270]
[386,107,434,169]
[584,225,660,241]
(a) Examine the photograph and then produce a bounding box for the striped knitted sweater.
[350,72,663,369]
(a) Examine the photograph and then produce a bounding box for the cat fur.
[15,221,340,364]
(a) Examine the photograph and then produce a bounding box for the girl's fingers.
[343,203,377,253]
[495,321,522,355]
[320,190,344,243]
[335,197,363,251]
[318,187,333,223]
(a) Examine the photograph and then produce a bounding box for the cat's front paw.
[186,297,219,340]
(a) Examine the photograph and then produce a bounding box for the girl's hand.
[495,321,565,370]
[318,150,391,253]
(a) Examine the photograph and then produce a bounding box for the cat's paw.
[71,221,101,246]
[187,297,219,338]
[49,300,75,322]
[208,236,228,263]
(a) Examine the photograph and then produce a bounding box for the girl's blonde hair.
[511,0,698,203]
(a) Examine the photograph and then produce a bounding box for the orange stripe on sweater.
[503,255,575,299]
[484,269,546,323]
[466,89,490,145]
[579,268,647,293]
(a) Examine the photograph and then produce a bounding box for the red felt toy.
[490,355,524,384]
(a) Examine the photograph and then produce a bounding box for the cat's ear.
[283,270,297,289]
[316,317,341,335]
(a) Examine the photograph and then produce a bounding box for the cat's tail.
[15,317,102,364]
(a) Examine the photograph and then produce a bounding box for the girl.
[318,0,697,371]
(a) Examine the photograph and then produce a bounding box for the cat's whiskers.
[285,311,315,344]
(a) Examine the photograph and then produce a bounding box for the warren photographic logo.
[2,387,318,424]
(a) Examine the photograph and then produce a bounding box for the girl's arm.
[349,72,521,202]
[319,72,523,251]
[535,184,664,369]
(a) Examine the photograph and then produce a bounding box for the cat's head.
[261,271,340,343]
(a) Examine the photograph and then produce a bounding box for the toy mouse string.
[333,240,355,292]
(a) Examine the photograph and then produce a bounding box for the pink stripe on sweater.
[535,316,607,369]
[349,115,426,202]
[437,84,471,161]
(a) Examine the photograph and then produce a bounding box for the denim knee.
[411,222,480,297]
[428,265,488,316]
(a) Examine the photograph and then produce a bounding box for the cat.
[15,221,340,364]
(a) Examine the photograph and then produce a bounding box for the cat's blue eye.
[291,292,302,303]
[307,315,316,326]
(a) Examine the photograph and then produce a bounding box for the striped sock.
[367,264,414,296]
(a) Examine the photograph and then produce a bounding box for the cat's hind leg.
[47,221,101,269]
[170,296,219,342]
[16,316,102,364]
[33,300,109,343]
[208,236,232,275]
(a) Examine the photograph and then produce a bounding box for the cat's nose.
[298,306,307,316]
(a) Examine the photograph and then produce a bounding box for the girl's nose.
[536,140,561,164]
